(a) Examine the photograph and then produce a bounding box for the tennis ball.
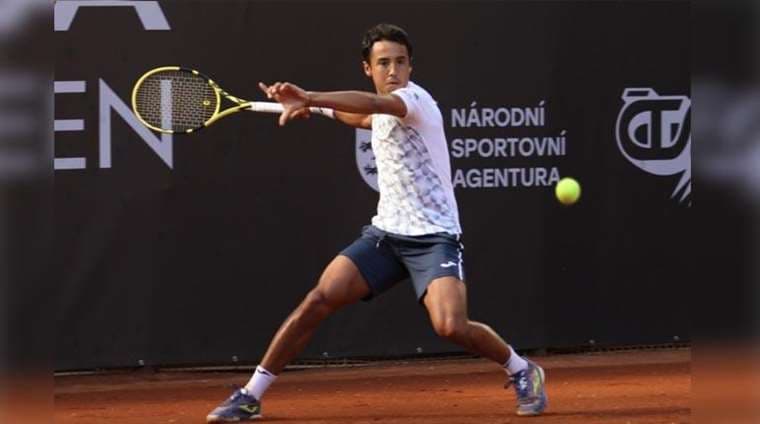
[555,177,581,205]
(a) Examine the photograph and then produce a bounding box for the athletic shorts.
[339,225,465,302]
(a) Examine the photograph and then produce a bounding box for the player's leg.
[399,233,514,364]
[259,255,370,374]
[208,225,407,422]
[422,277,547,416]
[422,276,508,363]
[206,255,369,422]
[398,230,547,417]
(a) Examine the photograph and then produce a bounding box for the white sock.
[243,365,277,400]
[503,346,528,375]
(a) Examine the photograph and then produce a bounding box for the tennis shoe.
[505,357,547,416]
[206,388,262,422]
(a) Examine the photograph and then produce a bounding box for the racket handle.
[247,102,335,119]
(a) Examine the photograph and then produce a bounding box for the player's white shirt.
[370,81,462,236]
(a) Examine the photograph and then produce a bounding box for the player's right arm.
[258,82,404,128]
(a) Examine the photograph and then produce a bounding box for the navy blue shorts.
[339,225,465,302]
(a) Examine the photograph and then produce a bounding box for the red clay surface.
[55,349,690,423]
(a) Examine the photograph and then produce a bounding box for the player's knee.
[301,289,335,318]
[432,317,469,341]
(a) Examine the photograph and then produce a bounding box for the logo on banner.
[616,88,691,204]
[55,0,171,31]
[355,129,379,192]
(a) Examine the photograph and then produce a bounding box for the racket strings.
[134,70,217,132]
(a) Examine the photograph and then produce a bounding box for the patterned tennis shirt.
[370,81,462,236]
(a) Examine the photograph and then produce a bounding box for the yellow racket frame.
[131,66,254,134]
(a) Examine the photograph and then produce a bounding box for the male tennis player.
[207,23,547,422]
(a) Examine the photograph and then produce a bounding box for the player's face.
[363,41,412,95]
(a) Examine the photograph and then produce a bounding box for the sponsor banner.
[54,0,690,370]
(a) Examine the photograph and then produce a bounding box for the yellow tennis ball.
[555,177,581,205]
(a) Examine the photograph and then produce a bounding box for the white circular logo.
[355,128,379,192]
[616,88,691,204]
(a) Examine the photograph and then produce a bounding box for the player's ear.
[362,61,371,78]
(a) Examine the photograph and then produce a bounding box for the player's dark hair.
[361,23,413,62]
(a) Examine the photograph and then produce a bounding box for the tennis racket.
[131,66,334,134]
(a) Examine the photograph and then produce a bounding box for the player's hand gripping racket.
[131,66,334,134]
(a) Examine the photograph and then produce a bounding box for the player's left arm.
[259,82,406,126]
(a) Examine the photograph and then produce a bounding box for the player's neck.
[376,81,409,95]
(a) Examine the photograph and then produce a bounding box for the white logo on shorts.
[440,261,457,268]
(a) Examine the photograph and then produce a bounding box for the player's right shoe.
[505,357,547,416]
[206,388,262,422]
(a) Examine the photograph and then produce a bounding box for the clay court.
[55,348,689,423]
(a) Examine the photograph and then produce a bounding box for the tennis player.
[207,23,547,422]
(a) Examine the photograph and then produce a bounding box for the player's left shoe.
[505,357,547,416]
[206,388,262,422]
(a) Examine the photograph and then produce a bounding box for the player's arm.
[312,90,409,128]
[258,82,406,127]
[308,91,406,119]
